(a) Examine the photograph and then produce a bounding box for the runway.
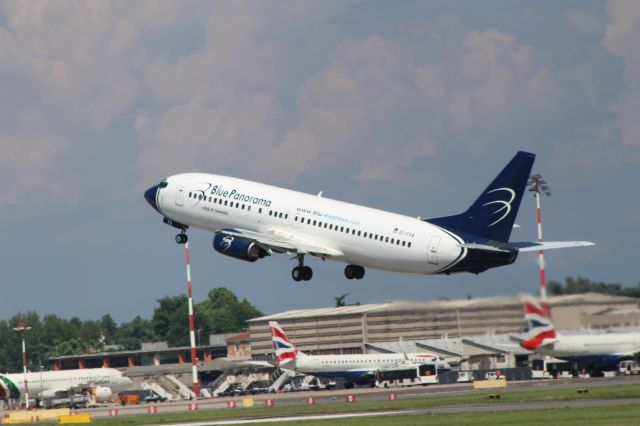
[70,374,640,422]
[137,398,640,426]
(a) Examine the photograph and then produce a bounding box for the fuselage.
[537,333,640,364]
[292,353,449,380]
[152,173,468,274]
[0,368,131,401]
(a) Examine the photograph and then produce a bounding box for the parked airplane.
[0,368,132,407]
[269,321,450,388]
[519,294,640,365]
[144,151,593,281]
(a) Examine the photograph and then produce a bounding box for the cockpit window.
[159,180,169,188]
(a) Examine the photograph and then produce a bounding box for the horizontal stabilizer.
[513,241,595,252]
[458,243,511,253]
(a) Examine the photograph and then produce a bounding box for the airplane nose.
[144,185,160,212]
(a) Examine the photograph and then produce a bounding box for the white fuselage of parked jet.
[0,368,132,402]
[154,173,463,274]
[536,333,640,359]
[290,353,449,380]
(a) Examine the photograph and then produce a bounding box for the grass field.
[254,405,640,426]
[90,383,640,425]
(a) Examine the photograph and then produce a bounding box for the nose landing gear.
[175,231,188,244]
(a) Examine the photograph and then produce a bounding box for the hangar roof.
[249,293,637,322]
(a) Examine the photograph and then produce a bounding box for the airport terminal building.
[248,292,640,361]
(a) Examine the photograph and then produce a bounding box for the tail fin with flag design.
[269,321,304,366]
[520,294,558,350]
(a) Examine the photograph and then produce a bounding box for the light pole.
[13,322,31,409]
[527,174,551,311]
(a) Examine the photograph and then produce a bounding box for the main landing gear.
[175,230,188,244]
[292,256,313,282]
[344,264,365,280]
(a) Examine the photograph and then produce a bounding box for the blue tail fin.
[427,151,535,242]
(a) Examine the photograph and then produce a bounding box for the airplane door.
[175,179,189,206]
[427,236,441,265]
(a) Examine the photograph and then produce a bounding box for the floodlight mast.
[13,322,32,409]
[527,174,551,312]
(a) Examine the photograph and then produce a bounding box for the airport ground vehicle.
[619,360,640,375]
[456,371,474,383]
[118,390,166,405]
[374,364,438,388]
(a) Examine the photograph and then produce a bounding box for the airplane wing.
[215,228,343,258]
[511,241,595,252]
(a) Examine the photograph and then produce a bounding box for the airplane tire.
[345,265,364,280]
[292,267,303,282]
[302,266,313,281]
[175,234,188,244]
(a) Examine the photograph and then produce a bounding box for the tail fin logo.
[269,321,297,365]
[483,187,516,227]
[520,294,557,351]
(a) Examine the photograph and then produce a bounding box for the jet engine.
[213,235,268,262]
[90,386,112,402]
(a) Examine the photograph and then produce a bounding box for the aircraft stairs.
[166,374,197,399]
[151,375,184,400]
[141,379,174,401]
[268,368,294,392]
[212,374,236,397]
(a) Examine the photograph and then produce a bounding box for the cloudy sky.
[1,0,638,323]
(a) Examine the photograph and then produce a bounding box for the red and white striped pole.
[184,241,200,398]
[13,322,31,409]
[535,191,547,306]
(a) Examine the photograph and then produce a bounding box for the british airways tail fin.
[428,151,535,243]
[269,321,305,366]
[520,294,558,351]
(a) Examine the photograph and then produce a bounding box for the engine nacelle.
[91,386,112,402]
[213,234,267,262]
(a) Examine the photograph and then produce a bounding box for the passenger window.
[313,220,317,226]
[318,222,322,227]
[189,192,192,197]
[285,214,288,219]
[259,208,262,213]
[241,204,245,210]
[396,240,400,245]
[236,202,240,208]
[357,231,361,236]
[340,226,344,232]
[385,237,389,243]
[307,218,311,224]
[324,223,328,228]
[346,228,350,233]
[224,200,228,206]
[329,224,333,230]
[279,212,283,218]
[363,232,367,238]
[391,238,395,244]
[402,241,406,247]
[247,206,251,211]
[269,211,272,216]
[209,197,212,202]
[352,229,356,235]
[408,242,412,248]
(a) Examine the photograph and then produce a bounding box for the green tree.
[198,287,263,334]
[152,295,190,346]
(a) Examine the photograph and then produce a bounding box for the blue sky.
[1,1,638,322]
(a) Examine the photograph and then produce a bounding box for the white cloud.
[603,0,640,147]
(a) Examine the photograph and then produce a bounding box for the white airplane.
[144,151,593,281]
[519,295,640,366]
[0,368,132,406]
[269,321,450,388]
